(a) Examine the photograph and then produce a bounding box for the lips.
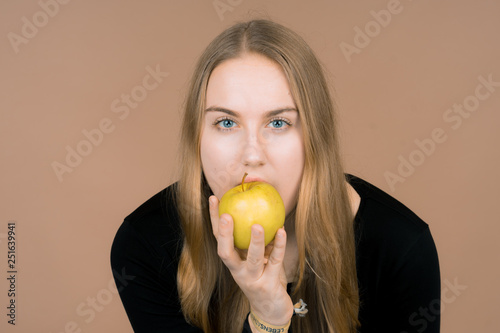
[243,176,266,183]
[232,174,269,188]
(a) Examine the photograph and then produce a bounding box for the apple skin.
[218,181,286,250]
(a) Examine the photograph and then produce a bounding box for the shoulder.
[346,174,439,283]
[123,182,179,230]
[111,182,183,271]
[346,173,440,285]
[124,182,181,236]
[109,183,198,330]
[346,174,431,250]
[346,175,441,331]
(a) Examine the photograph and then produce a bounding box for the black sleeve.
[389,227,441,333]
[110,219,203,333]
[373,228,441,333]
[111,218,255,333]
[350,174,441,333]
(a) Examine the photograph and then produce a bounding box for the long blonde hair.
[176,19,359,332]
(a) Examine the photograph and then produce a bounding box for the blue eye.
[220,119,235,128]
[268,118,291,129]
[214,117,237,131]
[213,116,291,132]
[270,119,285,128]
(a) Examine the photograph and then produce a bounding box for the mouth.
[243,176,266,183]
[237,175,267,186]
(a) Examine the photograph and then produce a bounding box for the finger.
[216,214,242,271]
[246,224,266,277]
[208,195,219,238]
[265,227,287,276]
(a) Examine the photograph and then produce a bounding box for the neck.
[283,207,299,283]
[284,206,296,235]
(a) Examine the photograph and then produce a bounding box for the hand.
[209,195,294,326]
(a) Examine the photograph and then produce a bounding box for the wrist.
[249,310,291,333]
[249,299,293,327]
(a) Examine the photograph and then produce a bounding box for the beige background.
[1,0,498,332]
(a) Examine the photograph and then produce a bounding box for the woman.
[111,19,440,332]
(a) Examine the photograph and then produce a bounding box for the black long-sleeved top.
[110,174,441,332]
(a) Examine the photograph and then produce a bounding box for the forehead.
[206,53,295,113]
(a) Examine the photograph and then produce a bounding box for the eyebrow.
[204,106,297,117]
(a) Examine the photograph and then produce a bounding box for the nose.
[241,131,266,167]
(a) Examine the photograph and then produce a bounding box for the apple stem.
[241,172,248,192]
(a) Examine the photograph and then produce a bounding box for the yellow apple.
[218,173,286,250]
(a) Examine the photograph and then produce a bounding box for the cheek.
[200,133,240,198]
[274,130,304,168]
[269,134,304,213]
